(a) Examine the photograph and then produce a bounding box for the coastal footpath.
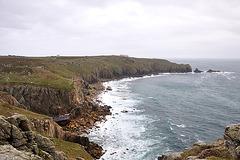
[0,55,193,159]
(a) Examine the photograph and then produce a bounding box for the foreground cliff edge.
[158,123,240,160]
[0,98,94,160]
[0,55,193,159]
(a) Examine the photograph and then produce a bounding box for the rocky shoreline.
[158,123,240,160]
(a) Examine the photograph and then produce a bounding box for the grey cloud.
[0,0,240,58]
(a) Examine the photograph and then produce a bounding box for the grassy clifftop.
[0,56,192,90]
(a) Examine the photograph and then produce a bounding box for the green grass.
[0,102,50,120]
[50,137,94,160]
[0,55,192,90]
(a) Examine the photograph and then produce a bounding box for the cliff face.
[30,117,103,159]
[81,62,192,84]
[0,92,102,159]
[0,80,89,117]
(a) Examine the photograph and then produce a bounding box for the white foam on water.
[176,124,186,128]
[88,78,156,160]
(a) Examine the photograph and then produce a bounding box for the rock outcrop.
[0,114,67,160]
[0,144,42,160]
[30,116,103,159]
[194,68,203,73]
[158,137,233,160]
[207,69,220,73]
[224,124,240,159]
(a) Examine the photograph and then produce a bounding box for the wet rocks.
[193,68,221,73]
[106,86,112,91]
[194,68,203,73]
[207,69,220,73]
[121,110,128,113]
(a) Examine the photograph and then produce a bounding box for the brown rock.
[224,124,240,159]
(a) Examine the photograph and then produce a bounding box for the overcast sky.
[0,0,240,59]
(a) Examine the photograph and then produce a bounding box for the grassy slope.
[0,98,93,160]
[0,56,191,91]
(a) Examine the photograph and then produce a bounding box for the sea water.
[88,59,240,160]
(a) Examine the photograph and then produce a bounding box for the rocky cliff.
[0,79,89,117]
[0,114,67,160]
[30,117,103,159]
[0,91,103,159]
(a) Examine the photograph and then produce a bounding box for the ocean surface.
[88,59,240,160]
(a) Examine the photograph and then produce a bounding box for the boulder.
[106,86,112,91]
[6,114,31,131]
[34,134,55,154]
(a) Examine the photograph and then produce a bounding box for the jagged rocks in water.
[194,68,203,73]
[207,69,220,73]
[121,110,128,113]
[106,86,112,91]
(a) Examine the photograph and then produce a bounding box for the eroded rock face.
[0,114,67,160]
[224,124,240,159]
[30,117,104,159]
[0,84,81,117]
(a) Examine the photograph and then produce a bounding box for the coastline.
[87,71,238,160]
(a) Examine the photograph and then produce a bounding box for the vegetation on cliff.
[0,55,192,91]
[0,93,94,160]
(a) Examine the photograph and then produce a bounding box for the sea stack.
[207,69,220,73]
[194,68,203,73]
